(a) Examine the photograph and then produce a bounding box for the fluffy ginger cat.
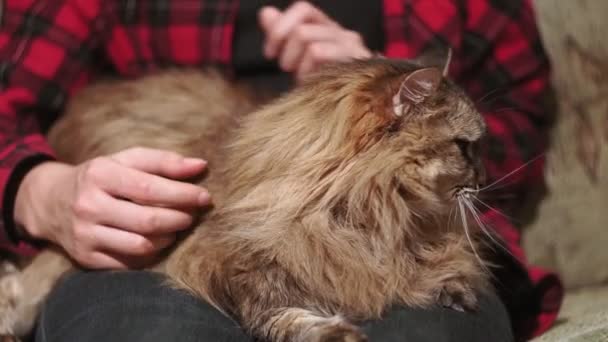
[0,58,489,341]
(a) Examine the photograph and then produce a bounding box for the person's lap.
[32,271,513,342]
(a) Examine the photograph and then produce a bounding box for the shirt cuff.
[0,134,54,255]
[1,150,54,249]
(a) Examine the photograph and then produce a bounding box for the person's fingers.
[278,24,338,71]
[111,147,207,180]
[278,29,306,71]
[92,192,194,235]
[296,41,340,80]
[261,1,335,58]
[88,159,210,207]
[295,36,372,81]
[259,6,282,39]
[76,251,130,270]
[81,251,160,270]
[90,225,176,257]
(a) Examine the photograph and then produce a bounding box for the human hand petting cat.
[13,147,210,269]
[259,1,372,82]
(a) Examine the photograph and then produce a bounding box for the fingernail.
[183,158,207,167]
[198,191,211,205]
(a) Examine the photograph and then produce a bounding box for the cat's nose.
[475,163,487,187]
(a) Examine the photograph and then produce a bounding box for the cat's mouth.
[453,185,479,199]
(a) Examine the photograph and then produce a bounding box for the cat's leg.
[437,251,491,312]
[402,235,489,312]
[0,249,74,337]
[433,246,488,312]
[435,274,480,312]
[436,249,491,311]
[169,245,367,342]
[244,307,366,342]
[0,262,22,337]
[185,271,368,342]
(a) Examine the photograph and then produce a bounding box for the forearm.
[1,152,55,244]
[13,161,73,242]
[0,105,57,247]
[0,0,106,250]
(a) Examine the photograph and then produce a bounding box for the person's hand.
[259,1,372,82]
[14,147,210,269]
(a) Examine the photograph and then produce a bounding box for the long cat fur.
[0,58,489,341]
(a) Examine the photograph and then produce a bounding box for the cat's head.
[231,58,485,223]
[301,58,486,214]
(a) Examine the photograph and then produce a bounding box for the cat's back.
[48,69,254,165]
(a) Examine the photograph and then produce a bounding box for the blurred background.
[525,1,608,340]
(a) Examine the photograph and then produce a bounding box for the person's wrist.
[14,161,72,242]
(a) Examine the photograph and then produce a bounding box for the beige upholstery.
[526,1,608,340]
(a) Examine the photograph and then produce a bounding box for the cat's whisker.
[459,196,493,241]
[470,195,518,224]
[474,87,507,107]
[478,154,545,192]
[491,107,519,114]
[478,180,517,194]
[476,192,518,201]
[461,197,515,259]
[482,145,544,160]
[457,197,488,272]
[447,205,459,234]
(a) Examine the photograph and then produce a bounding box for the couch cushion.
[532,287,608,341]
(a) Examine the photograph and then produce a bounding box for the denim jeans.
[33,271,513,342]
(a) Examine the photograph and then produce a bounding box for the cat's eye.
[454,138,474,161]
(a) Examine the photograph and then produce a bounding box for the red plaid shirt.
[0,0,562,340]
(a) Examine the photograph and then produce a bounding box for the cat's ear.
[393,68,442,117]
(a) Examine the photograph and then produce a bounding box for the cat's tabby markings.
[0,58,489,341]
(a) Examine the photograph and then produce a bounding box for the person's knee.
[362,290,514,342]
[38,272,513,342]
[36,271,249,342]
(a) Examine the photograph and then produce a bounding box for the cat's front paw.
[436,279,478,312]
[0,335,20,342]
[0,272,23,335]
[310,319,367,342]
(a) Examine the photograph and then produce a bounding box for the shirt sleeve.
[456,0,554,210]
[454,1,563,339]
[456,0,550,250]
[0,0,104,254]
[382,0,562,338]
